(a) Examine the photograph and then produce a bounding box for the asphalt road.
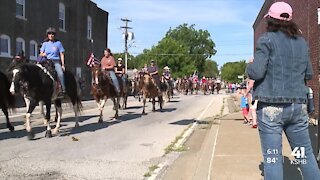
[0,92,227,180]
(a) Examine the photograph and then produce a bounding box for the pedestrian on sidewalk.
[246,77,258,128]
[246,2,320,180]
[240,87,250,124]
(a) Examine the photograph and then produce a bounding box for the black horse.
[0,71,15,132]
[8,60,82,139]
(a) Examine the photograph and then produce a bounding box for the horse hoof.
[52,128,59,135]
[8,126,14,132]
[45,130,52,138]
[75,123,80,128]
[27,131,35,140]
[98,118,103,123]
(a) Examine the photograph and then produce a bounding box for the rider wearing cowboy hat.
[147,60,161,92]
[115,57,125,77]
[162,66,171,80]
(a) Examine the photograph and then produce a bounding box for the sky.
[91,0,265,67]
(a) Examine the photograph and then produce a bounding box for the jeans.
[53,60,65,91]
[257,102,320,180]
[109,71,120,93]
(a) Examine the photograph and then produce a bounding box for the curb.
[146,96,232,180]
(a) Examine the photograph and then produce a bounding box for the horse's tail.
[1,72,15,109]
[64,70,83,112]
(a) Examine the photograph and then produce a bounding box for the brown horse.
[201,82,208,95]
[91,67,124,121]
[139,73,163,114]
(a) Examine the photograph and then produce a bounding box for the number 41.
[291,147,306,159]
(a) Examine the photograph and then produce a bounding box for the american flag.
[86,53,100,67]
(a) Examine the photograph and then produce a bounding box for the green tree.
[220,60,247,83]
[203,60,219,78]
[132,24,217,78]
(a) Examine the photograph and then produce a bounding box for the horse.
[91,67,123,122]
[118,75,129,109]
[161,76,173,102]
[139,73,163,114]
[192,81,200,95]
[208,80,215,94]
[8,60,82,140]
[181,78,192,95]
[201,82,208,95]
[0,71,15,132]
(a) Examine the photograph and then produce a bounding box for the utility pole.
[120,18,132,74]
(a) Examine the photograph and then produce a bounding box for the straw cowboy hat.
[163,66,170,70]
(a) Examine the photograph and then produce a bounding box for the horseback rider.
[40,27,66,98]
[100,48,120,94]
[147,60,161,93]
[162,66,171,80]
[115,57,128,88]
[115,58,125,78]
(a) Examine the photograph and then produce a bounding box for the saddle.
[38,60,64,98]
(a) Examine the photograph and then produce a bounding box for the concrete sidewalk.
[161,96,318,180]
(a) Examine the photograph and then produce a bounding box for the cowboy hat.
[163,66,170,70]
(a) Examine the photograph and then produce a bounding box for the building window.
[59,3,65,30]
[0,35,11,57]
[16,37,25,55]
[87,16,92,39]
[29,40,38,60]
[16,0,25,18]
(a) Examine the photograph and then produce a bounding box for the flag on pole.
[86,53,100,67]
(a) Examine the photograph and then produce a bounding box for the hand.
[61,65,65,71]
[248,57,254,63]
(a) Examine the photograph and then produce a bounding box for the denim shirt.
[246,31,313,104]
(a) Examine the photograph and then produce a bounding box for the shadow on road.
[0,125,47,140]
[159,108,177,113]
[170,119,195,125]
[124,106,143,110]
[60,112,143,136]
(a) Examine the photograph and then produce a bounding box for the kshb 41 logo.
[291,147,306,159]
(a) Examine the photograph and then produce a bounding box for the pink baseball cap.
[265,1,293,21]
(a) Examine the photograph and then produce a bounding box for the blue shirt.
[240,96,248,108]
[40,40,65,60]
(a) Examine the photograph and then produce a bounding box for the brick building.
[253,0,320,115]
[0,0,109,99]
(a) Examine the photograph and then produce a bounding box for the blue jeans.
[257,102,320,180]
[53,60,65,91]
[109,71,120,93]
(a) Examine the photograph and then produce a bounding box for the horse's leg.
[1,105,14,131]
[152,97,156,112]
[26,99,37,140]
[52,100,63,135]
[159,95,163,110]
[142,93,146,114]
[39,101,46,119]
[24,94,30,114]
[97,98,106,123]
[42,100,53,138]
[114,97,119,119]
[72,101,80,128]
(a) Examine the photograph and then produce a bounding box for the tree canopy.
[220,60,247,83]
[131,24,218,78]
